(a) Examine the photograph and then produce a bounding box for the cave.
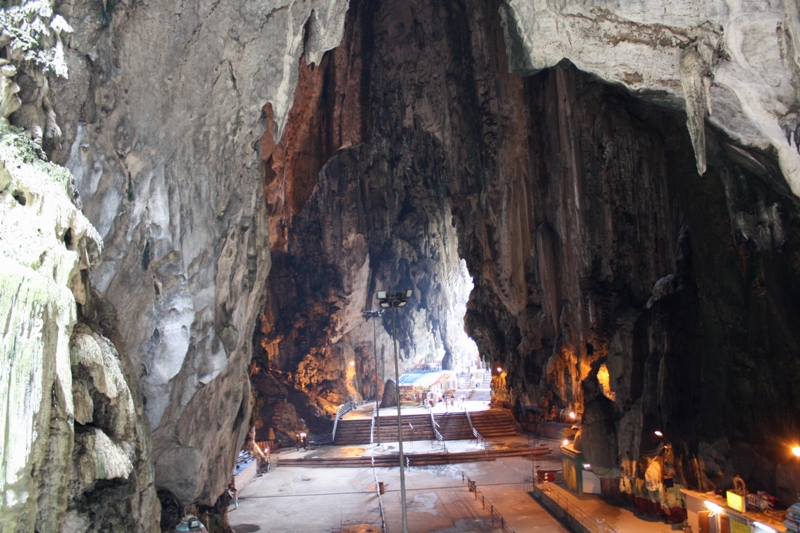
[2,0,800,532]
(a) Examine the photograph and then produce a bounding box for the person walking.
[227,478,238,510]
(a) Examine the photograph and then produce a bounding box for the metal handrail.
[462,472,516,533]
[430,411,446,451]
[539,484,617,533]
[465,411,485,448]
[472,427,485,448]
[368,402,387,531]
[370,402,377,444]
[331,399,356,442]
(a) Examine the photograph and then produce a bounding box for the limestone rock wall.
[252,0,800,507]
[253,0,485,435]
[6,0,798,522]
[501,0,800,195]
[47,0,350,508]
[0,130,158,532]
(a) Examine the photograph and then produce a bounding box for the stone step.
[434,413,474,440]
[334,414,435,445]
[470,409,520,438]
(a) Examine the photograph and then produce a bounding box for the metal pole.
[393,305,408,533]
[374,316,380,445]
[364,310,383,445]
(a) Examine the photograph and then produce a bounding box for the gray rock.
[50,0,349,508]
[501,0,800,195]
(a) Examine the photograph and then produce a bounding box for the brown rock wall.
[255,0,800,506]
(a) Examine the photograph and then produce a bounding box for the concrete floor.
[230,401,682,533]
[230,454,570,533]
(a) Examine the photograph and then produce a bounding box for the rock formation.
[3,0,800,529]
[1,129,158,531]
[48,0,349,513]
[254,0,800,510]
[500,0,800,194]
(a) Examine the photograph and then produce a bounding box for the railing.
[462,472,515,533]
[331,399,357,442]
[472,428,486,449]
[430,411,446,451]
[465,411,485,448]
[370,402,378,444]
[368,401,387,532]
[538,483,617,533]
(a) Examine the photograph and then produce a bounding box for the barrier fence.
[461,472,516,533]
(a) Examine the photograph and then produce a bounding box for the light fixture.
[376,289,413,533]
[792,445,800,457]
[655,430,663,437]
[569,411,576,420]
[754,522,779,533]
[496,367,502,373]
[562,439,569,446]
[582,463,591,470]
[704,501,723,516]
[349,361,355,367]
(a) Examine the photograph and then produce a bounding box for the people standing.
[227,478,238,510]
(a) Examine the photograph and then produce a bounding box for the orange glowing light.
[568,411,576,420]
[349,361,355,367]
[792,446,800,457]
[562,439,569,446]
[496,367,502,373]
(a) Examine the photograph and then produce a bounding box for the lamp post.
[363,309,383,444]
[377,289,413,533]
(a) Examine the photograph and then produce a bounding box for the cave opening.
[248,0,800,522]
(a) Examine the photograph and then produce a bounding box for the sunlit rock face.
[49,0,348,509]
[501,0,800,194]
[0,131,158,532]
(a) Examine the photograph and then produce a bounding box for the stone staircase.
[466,388,492,401]
[470,409,520,438]
[433,412,473,440]
[333,409,520,444]
[334,414,434,445]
